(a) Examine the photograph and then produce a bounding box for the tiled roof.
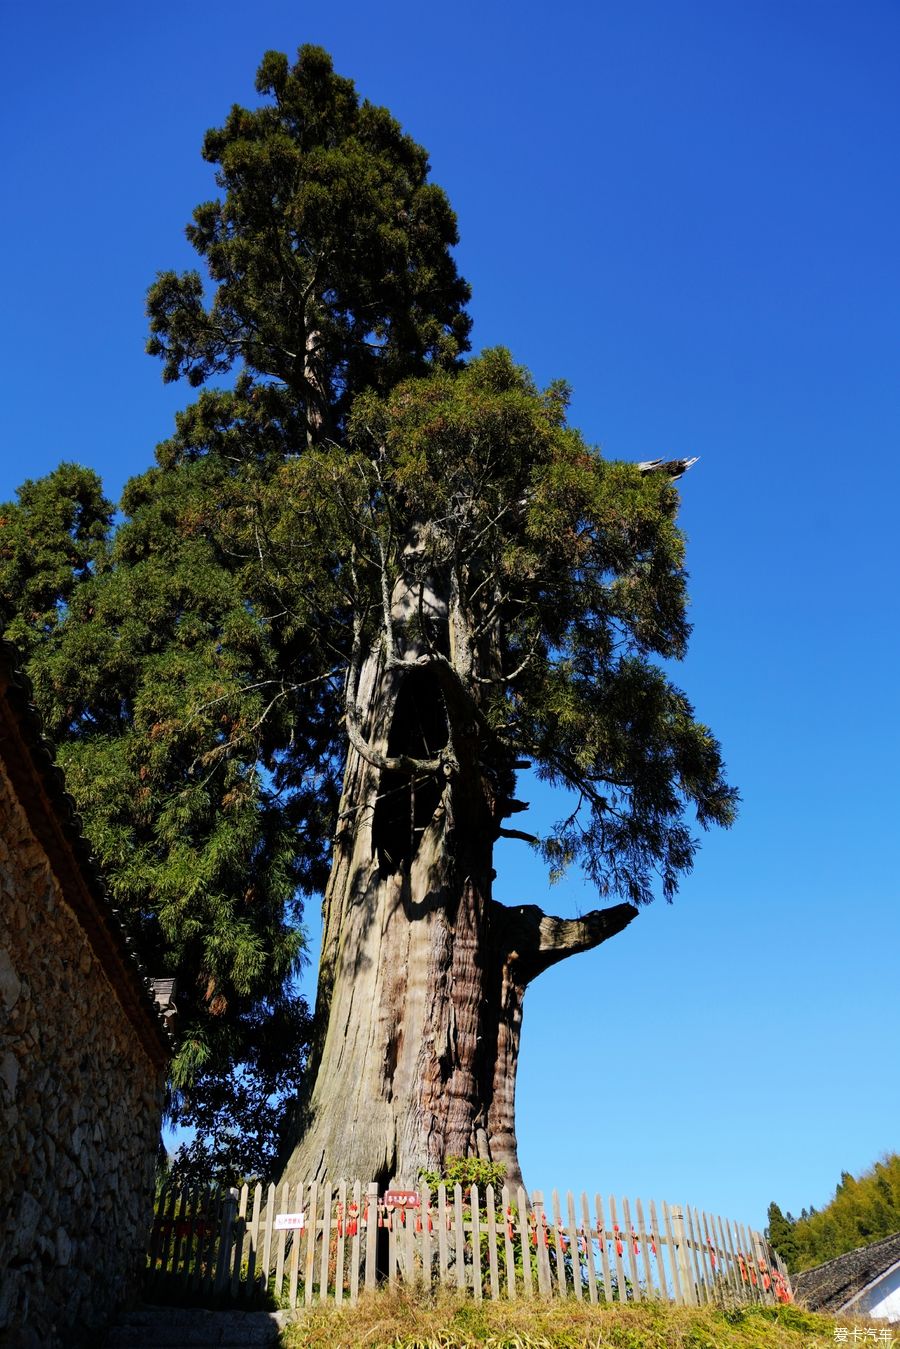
[0,640,171,1067]
[792,1231,900,1312]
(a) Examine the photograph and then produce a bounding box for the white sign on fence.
[274,1212,305,1231]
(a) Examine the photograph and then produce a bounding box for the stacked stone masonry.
[0,673,168,1349]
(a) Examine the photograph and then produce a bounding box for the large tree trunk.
[278,563,637,1190]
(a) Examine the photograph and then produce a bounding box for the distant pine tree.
[766,1202,799,1269]
[771,1154,900,1272]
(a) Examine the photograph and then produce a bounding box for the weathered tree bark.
[278,557,639,1190]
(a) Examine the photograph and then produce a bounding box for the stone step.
[103,1306,285,1347]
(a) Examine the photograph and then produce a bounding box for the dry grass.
[279,1286,847,1347]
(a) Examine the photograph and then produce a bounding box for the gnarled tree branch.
[490,897,638,984]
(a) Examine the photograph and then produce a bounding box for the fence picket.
[661,1202,683,1305]
[148,1186,168,1287]
[565,1191,582,1302]
[532,1190,552,1297]
[286,1181,302,1308]
[453,1184,465,1290]
[260,1183,276,1295]
[715,1211,738,1299]
[595,1194,612,1302]
[501,1185,517,1299]
[700,1211,718,1301]
[162,1185,179,1282]
[420,1182,433,1290]
[516,1184,533,1298]
[551,1189,566,1296]
[365,1183,379,1293]
[736,1222,754,1301]
[388,1198,397,1287]
[486,1183,500,1301]
[714,1211,733,1298]
[188,1187,203,1285]
[334,1181,347,1306]
[170,1187,188,1278]
[349,1180,362,1305]
[622,1197,641,1302]
[274,1181,289,1302]
[245,1183,261,1298]
[232,1185,248,1294]
[209,1188,226,1291]
[688,1205,708,1303]
[214,1189,237,1293]
[471,1185,482,1301]
[723,1215,742,1296]
[647,1199,666,1299]
[178,1186,196,1286]
[405,1203,416,1288]
[162,1186,175,1284]
[319,1181,332,1301]
[230,1184,248,1295]
[608,1195,627,1301]
[300,1180,316,1306]
[437,1183,449,1285]
[634,1197,653,1298]
[750,1227,772,1304]
[580,1192,597,1303]
[201,1188,219,1295]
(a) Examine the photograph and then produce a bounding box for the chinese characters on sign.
[273,1212,305,1231]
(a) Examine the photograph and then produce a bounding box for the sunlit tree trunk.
[279,560,637,1189]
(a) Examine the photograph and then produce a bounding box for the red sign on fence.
[384,1190,420,1208]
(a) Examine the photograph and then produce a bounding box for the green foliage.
[767,1153,900,1272]
[167,996,313,1185]
[146,43,470,435]
[0,45,736,1170]
[0,44,473,1167]
[419,1155,508,1193]
[0,463,112,659]
[766,1203,800,1271]
[341,351,736,900]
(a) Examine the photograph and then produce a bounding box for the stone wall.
[0,753,168,1348]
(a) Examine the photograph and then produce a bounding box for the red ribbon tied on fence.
[773,1271,792,1304]
[632,1233,639,1256]
[738,1253,747,1282]
[650,1234,657,1256]
[506,1207,515,1242]
[708,1240,717,1268]
[613,1223,623,1258]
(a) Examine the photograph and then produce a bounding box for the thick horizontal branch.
[497,827,539,845]
[637,456,698,480]
[344,709,445,777]
[489,898,639,983]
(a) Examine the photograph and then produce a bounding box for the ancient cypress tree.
[1,45,736,1184]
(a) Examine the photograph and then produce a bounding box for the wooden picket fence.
[146,1180,793,1310]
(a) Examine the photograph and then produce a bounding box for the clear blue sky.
[3,1,898,1233]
